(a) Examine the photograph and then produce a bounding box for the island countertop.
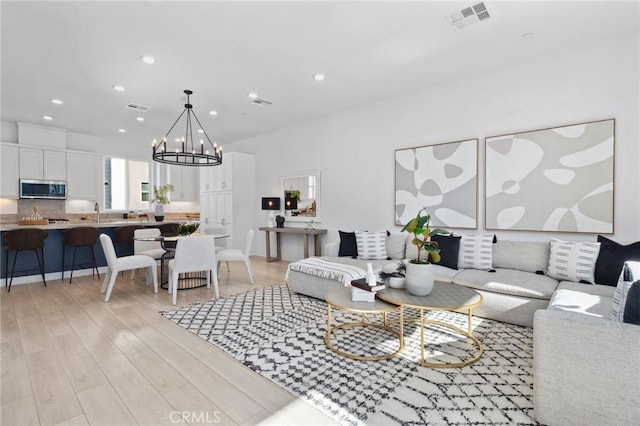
[0,219,191,232]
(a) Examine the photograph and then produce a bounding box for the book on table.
[351,287,376,302]
[351,278,385,292]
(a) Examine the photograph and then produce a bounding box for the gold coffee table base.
[417,318,483,368]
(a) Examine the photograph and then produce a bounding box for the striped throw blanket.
[287,258,366,286]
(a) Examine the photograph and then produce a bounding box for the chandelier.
[152,90,222,166]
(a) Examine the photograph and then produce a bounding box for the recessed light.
[248,92,258,99]
[118,128,127,133]
[140,55,155,64]
[113,85,125,92]
[43,115,53,120]
[209,110,218,116]
[313,73,325,81]
[51,99,64,105]
[136,116,145,122]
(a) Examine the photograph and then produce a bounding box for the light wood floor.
[1,258,338,426]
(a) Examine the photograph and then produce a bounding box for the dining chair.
[168,235,218,305]
[216,229,255,284]
[202,223,227,252]
[131,228,165,279]
[99,234,158,302]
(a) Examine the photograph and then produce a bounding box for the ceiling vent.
[251,98,273,107]
[125,102,151,112]
[447,2,490,30]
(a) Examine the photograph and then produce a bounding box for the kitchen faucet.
[94,202,100,223]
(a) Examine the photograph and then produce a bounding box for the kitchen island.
[0,220,184,286]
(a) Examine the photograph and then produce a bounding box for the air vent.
[125,102,151,112]
[447,2,490,30]
[251,98,273,107]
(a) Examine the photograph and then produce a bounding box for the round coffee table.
[324,288,404,361]
[377,282,483,368]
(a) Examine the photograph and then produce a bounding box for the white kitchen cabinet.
[168,164,198,201]
[66,152,100,200]
[199,152,255,250]
[0,144,19,197]
[19,147,66,180]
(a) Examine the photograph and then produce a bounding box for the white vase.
[154,204,164,221]
[405,262,434,296]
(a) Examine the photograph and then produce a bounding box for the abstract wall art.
[485,118,614,233]
[395,139,478,228]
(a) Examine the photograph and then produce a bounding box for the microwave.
[19,179,67,199]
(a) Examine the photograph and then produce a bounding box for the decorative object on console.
[275,215,285,228]
[401,208,449,296]
[151,90,222,167]
[395,138,478,229]
[177,222,199,236]
[151,184,174,222]
[261,197,281,227]
[594,235,640,286]
[547,238,601,284]
[485,118,614,233]
[284,197,298,214]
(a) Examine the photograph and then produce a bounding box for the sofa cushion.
[623,281,640,325]
[386,234,406,260]
[355,230,387,260]
[547,238,600,284]
[595,235,640,286]
[453,268,558,299]
[431,234,460,270]
[458,234,493,270]
[548,281,615,318]
[338,231,358,257]
[492,240,549,273]
[431,264,459,283]
[612,261,640,321]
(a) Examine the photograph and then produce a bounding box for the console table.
[259,227,327,262]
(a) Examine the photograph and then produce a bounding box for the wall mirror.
[281,170,321,223]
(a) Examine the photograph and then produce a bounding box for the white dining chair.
[202,223,227,252]
[168,235,218,305]
[216,229,255,284]
[99,234,158,302]
[131,228,165,279]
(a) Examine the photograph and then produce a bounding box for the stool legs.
[5,248,47,292]
[34,248,47,287]
[62,245,101,283]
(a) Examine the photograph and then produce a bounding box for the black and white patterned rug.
[160,285,536,425]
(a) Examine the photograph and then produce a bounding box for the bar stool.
[113,225,145,257]
[157,223,179,237]
[62,227,100,283]
[3,228,48,292]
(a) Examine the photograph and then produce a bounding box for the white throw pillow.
[355,230,388,260]
[386,234,406,260]
[547,238,601,283]
[458,235,493,270]
[611,261,640,321]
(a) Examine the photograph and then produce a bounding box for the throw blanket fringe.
[287,257,366,286]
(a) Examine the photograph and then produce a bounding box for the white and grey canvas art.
[395,139,478,228]
[485,119,614,233]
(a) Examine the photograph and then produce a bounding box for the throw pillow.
[594,235,640,286]
[338,231,358,258]
[386,234,406,260]
[611,261,640,321]
[547,238,600,283]
[355,230,388,260]
[623,281,640,325]
[458,234,493,270]
[430,234,461,270]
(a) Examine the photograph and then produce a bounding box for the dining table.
[133,232,229,290]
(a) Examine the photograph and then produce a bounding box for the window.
[103,157,150,210]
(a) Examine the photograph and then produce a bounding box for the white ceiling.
[1,1,638,146]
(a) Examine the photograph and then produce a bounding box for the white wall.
[228,33,640,261]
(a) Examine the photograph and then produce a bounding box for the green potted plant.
[401,208,449,295]
[151,184,174,222]
[177,222,199,236]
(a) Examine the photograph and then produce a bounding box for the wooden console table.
[259,227,327,262]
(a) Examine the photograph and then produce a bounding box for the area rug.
[160,285,536,425]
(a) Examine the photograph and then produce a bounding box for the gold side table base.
[418,319,483,368]
[325,305,404,361]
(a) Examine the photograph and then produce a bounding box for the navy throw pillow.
[431,234,461,270]
[623,280,640,325]
[594,236,640,286]
[338,231,358,258]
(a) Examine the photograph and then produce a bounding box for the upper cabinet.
[19,147,66,180]
[168,164,199,201]
[0,144,19,197]
[66,152,100,200]
[199,153,238,192]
